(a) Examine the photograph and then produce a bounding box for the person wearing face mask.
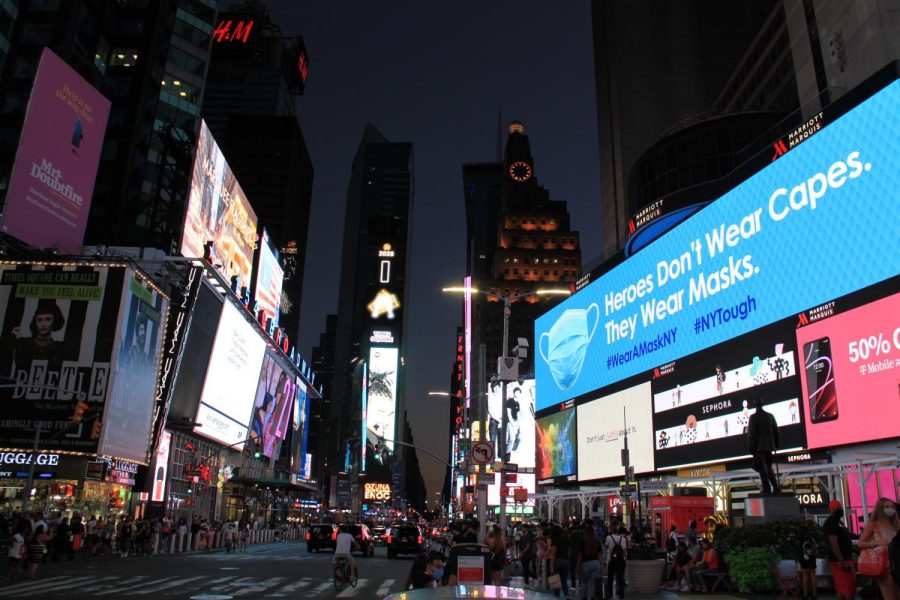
[859,498,900,600]
[409,551,445,589]
[824,500,855,600]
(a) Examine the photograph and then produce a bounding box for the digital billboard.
[99,272,168,463]
[152,430,172,503]
[536,80,900,412]
[194,301,266,448]
[252,229,284,328]
[0,264,126,453]
[486,380,536,469]
[291,379,311,484]
[536,407,577,485]
[249,353,296,458]
[367,347,398,456]
[0,48,110,253]
[577,381,654,481]
[181,120,258,288]
[797,284,900,450]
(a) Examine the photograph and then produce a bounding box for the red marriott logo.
[796,312,810,328]
[214,20,254,43]
[771,139,788,162]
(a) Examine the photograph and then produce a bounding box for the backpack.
[666,534,677,553]
[611,535,625,561]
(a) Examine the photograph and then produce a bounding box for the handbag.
[548,573,562,590]
[858,545,888,577]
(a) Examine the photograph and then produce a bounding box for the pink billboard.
[0,48,110,253]
[797,292,900,450]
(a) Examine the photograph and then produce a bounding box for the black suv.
[306,523,338,553]
[371,526,388,546]
[338,523,374,557]
[387,524,424,558]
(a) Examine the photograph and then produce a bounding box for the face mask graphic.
[539,303,599,390]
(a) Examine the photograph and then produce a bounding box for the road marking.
[207,576,237,584]
[0,576,68,595]
[0,576,98,597]
[230,577,286,596]
[132,576,207,595]
[264,577,313,597]
[336,578,366,597]
[377,579,396,595]
[91,576,150,595]
[309,581,333,595]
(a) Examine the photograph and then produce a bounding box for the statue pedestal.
[744,493,800,524]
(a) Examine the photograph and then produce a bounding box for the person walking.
[825,500,855,600]
[7,523,27,581]
[224,522,235,553]
[748,397,781,494]
[795,525,818,600]
[606,526,629,599]
[486,525,505,585]
[577,525,603,600]
[858,497,900,600]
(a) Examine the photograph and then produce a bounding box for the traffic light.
[253,448,262,459]
[90,420,102,440]
[72,401,89,424]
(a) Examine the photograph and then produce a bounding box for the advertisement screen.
[99,272,168,462]
[577,381,654,481]
[367,347,398,457]
[181,120,258,288]
[536,80,900,412]
[651,319,805,470]
[502,380,535,469]
[0,48,110,253]
[151,430,172,503]
[194,301,266,448]
[253,229,284,328]
[0,264,126,453]
[798,284,900,450]
[249,354,296,458]
[291,379,310,484]
[487,472,536,506]
[536,407,577,484]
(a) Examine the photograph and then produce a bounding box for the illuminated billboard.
[487,379,536,469]
[181,120,258,288]
[536,80,900,412]
[252,229,284,328]
[194,301,266,448]
[0,264,126,453]
[249,354,296,458]
[152,430,172,503]
[367,347,398,456]
[536,407,577,485]
[0,48,111,253]
[99,272,168,463]
[291,379,311,484]
[363,482,392,501]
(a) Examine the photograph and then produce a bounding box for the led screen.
[0,48,110,253]
[367,347,398,458]
[487,473,536,506]
[181,120,258,288]
[194,301,266,448]
[152,430,172,503]
[577,381,654,481]
[486,379,536,469]
[249,353,296,458]
[536,407,577,485]
[291,379,311,484]
[536,80,900,412]
[253,229,284,328]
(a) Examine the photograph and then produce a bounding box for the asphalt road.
[0,541,418,599]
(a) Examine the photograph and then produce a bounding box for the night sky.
[261,1,602,504]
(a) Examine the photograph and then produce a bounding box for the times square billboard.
[0,263,167,462]
[535,79,900,485]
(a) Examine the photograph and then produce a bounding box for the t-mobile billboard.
[536,80,900,411]
[0,48,110,253]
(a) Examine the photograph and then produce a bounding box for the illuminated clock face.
[509,161,533,182]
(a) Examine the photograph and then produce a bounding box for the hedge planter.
[625,559,666,594]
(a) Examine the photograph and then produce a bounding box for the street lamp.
[442,284,570,531]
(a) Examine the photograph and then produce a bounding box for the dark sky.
[261,1,602,504]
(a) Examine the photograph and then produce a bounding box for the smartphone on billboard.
[804,337,838,423]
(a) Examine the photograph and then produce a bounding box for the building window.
[110,49,139,67]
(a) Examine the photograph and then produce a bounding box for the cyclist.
[333,528,360,582]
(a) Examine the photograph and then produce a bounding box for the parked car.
[306,523,338,553]
[387,524,425,558]
[371,526,388,546]
[338,523,375,557]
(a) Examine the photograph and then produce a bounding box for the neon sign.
[363,482,391,501]
[214,20,254,44]
[367,289,400,319]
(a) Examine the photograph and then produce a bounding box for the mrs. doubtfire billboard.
[0,48,111,253]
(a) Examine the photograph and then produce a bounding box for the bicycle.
[333,556,358,591]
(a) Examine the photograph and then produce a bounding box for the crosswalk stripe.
[0,576,97,597]
[264,577,313,597]
[230,577,287,596]
[0,576,68,596]
[377,578,396,595]
[309,581,334,594]
[91,576,151,596]
[132,576,207,594]
[336,578,367,597]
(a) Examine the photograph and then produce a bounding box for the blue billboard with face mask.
[535,79,900,412]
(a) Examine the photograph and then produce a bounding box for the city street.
[0,541,415,599]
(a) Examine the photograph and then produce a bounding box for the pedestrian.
[7,523,26,581]
[548,524,572,598]
[53,517,70,562]
[25,530,45,579]
[747,397,781,494]
[691,538,720,592]
[577,525,602,600]
[824,499,855,600]
[86,515,98,556]
[486,525,505,585]
[569,522,584,592]
[224,522,235,553]
[606,526,629,599]
[518,524,535,586]
[240,522,249,552]
[795,525,818,600]
[858,497,900,600]
[159,517,170,555]
[71,513,84,557]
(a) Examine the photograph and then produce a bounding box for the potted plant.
[625,541,666,594]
